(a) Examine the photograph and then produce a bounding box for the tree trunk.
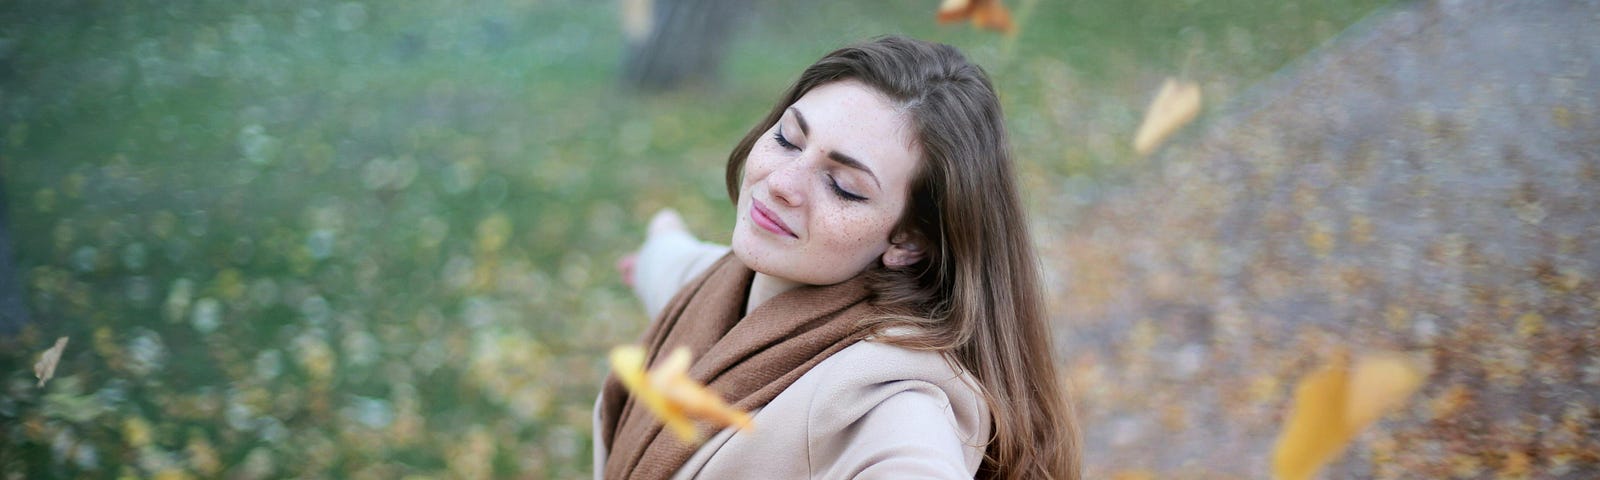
[621,0,743,92]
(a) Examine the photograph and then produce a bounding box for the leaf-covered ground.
[1044,1,1600,477]
[0,0,1391,477]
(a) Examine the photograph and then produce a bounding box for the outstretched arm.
[620,209,730,319]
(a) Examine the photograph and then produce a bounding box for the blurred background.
[4,0,1597,478]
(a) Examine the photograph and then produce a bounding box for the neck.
[745,271,803,316]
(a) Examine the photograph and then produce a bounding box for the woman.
[596,36,1080,479]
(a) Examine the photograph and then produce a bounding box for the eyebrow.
[788,107,882,189]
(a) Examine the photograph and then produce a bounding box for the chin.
[730,232,782,277]
[732,243,859,287]
[732,217,876,285]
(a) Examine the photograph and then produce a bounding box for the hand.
[617,253,639,288]
[618,209,689,288]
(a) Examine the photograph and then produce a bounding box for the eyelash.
[772,130,798,150]
[828,174,868,202]
[772,128,868,203]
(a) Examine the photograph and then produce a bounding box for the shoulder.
[810,340,981,401]
[806,341,987,428]
[802,341,991,478]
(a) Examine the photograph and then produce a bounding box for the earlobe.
[882,241,925,268]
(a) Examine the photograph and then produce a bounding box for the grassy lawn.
[1,0,1389,477]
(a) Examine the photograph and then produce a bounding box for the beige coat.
[595,230,991,479]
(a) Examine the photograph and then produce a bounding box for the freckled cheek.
[811,209,893,251]
[742,149,783,187]
[742,163,769,188]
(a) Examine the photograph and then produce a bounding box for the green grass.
[0,0,1390,477]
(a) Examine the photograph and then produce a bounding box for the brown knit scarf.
[598,253,880,479]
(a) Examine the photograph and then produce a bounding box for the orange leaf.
[1271,352,1427,480]
[1133,78,1202,156]
[937,0,1015,34]
[610,345,754,443]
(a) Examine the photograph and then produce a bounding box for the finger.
[617,253,639,287]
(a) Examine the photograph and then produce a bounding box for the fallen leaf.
[1271,352,1428,480]
[1133,78,1202,155]
[34,336,69,387]
[610,345,753,443]
[937,0,1015,34]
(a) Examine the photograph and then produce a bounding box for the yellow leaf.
[33,336,69,387]
[610,345,753,443]
[1271,352,1427,480]
[1133,78,1202,156]
[1111,469,1157,480]
[1344,353,1426,430]
[1272,362,1348,480]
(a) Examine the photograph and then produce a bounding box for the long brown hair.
[724,36,1081,479]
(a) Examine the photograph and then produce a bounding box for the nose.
[767,155,809,207]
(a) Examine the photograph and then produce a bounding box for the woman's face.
[732,79,922,286]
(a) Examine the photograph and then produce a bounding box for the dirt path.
[1042,1,1600,477]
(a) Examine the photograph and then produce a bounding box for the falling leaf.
[34,336,69,387]
[1133,78,1203,156]
[1272,361,1346,480]
[1272,352,1428,480]
[610,345,753,442]
[936,0,1015,34]
[1111,470,1156,480]
[1343,353,1427,429]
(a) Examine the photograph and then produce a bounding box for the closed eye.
[828,174,868,202]
[774,124,866,202]
[773,128,799,150]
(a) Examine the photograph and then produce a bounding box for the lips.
[751,199,797,238]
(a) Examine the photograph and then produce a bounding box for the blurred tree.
[620,0,745,91]
[0,175,27,336]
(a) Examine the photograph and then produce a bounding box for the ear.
[881,230,927,268]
